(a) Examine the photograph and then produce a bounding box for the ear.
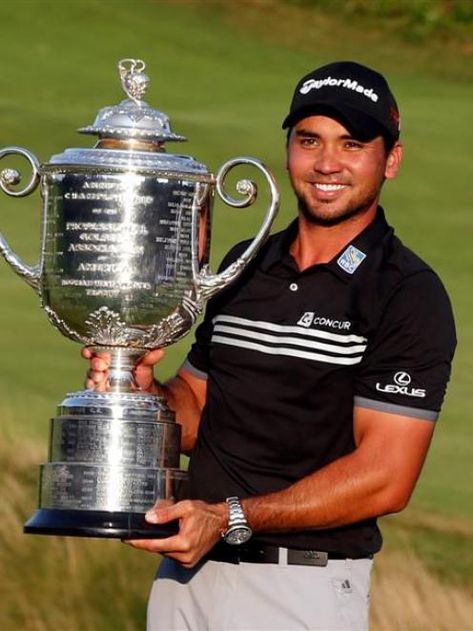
[385,142,403,180]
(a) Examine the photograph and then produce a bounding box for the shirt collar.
[259,219,299,272]
[260,207,392,279]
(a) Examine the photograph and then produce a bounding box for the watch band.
[226,496,246,525]
[222,496,252,545]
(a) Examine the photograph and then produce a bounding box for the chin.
[301,204,352,227]
[299,196,376,227]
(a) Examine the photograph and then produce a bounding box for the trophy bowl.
[0,59,279,538]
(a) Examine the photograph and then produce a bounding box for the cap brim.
[282,103,390,142]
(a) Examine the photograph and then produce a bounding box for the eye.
[299,136,318,147]
[344,140,364,150]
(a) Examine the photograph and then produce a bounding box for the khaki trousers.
[147,555,373,630]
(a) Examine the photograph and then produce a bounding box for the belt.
[206,543,366,567]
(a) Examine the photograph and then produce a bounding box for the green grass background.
[0,0,471,627]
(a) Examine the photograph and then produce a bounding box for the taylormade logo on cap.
[300,76,379,103]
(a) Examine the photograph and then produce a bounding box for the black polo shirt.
[184,208,456,557]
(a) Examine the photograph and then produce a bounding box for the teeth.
[314,183,347,191]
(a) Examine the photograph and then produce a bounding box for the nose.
[313,144,342,175]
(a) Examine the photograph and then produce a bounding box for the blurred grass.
[1,427,472,630]
[0,0,472,628]
[0,424,154,630]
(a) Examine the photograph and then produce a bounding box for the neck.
[290,207,377,271]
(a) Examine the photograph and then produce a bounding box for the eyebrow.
[294,129,319,138]
[294,129,364,142]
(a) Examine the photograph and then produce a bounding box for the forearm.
[240,408,434,535]
[242,447,406,534]
[150,374,203,454]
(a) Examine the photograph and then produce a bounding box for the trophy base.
[24,508,179,539]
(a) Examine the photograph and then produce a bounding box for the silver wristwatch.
[222,496,252,545]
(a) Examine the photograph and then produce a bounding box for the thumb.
[139,348,166,367]
[145,500,182,524]
[133,362,154,391]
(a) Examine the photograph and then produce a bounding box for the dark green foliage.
[285,0,473,41]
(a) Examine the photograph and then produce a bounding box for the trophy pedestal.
[25,389,188,538]
[24,508,178,539]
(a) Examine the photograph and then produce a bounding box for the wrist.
[215,501,230,534]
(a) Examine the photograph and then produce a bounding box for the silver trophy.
[0,59,279,538]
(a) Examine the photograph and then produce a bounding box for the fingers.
[81,347,164,369]
[85,370,107,391]
[82,347,111,391]
[90,356,110,372]
[85,378,96,390]
[81,347,111,365]
[145,501,187,525]
[134,349,165,392]
[139,348,165,367]
[124,534,181,554]
[124,500,188,554]
[133,364,155,391]
[123,500,226,568]
[123,532,201,568]
[80,347,165,393]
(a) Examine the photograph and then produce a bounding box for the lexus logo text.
[376,371,426,398]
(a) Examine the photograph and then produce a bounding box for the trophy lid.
[47,59,210,175]
[77,59,187,144]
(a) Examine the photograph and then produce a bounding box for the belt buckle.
[287,549,329,567]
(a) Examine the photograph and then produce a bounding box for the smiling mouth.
[313,183,349,192]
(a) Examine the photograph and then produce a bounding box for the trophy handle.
[196,157,279,300]
[0,146,41,292]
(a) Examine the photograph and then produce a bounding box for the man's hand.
[124,500,228,568]
[82,347,165,393]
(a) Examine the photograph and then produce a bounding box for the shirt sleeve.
[354,271,457,421]
[183,306,215,379]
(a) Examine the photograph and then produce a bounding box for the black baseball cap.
[282,61,400,144]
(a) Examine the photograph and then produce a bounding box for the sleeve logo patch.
[376,371,426,398]
[337,245,367,275]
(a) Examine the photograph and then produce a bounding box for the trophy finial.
[118,58,150,104]
[78,59,187,143]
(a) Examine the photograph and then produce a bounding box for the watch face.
[225,525,252,545]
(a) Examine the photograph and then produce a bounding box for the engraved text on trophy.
[41,172,208,339]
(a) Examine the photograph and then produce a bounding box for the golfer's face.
[286,115,401,226]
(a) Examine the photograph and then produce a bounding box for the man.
[85,61,456,630]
